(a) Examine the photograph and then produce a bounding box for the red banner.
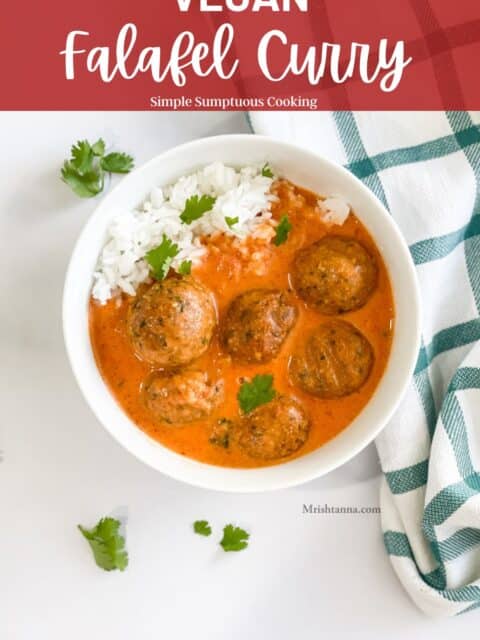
[1,0,479,110]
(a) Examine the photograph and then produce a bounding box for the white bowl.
[63,134,421,492]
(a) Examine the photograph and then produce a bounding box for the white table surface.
[0,111,476,638]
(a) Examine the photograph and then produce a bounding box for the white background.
[1,111,477,638]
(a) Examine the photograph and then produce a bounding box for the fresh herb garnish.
[100,152,134,174]
[61,163,104,198]
[145,235,179,280]
[238,374,276,414]
[274,215,292,246]
[91,139,106,156]
[220,525,250,552]
[193,520,212,537]
[78,517,128,571]
[177,260,192,275]
[61,139,134,198]
[180,194,216,225]
[261,163,274,179]
[225,216,239,228]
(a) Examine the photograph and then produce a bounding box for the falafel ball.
[127,277,216,367]
[143,370,224,424]
[220,289,297,364]
[289,320,374,398]
[291,236,377,314]
[236,396,310,460]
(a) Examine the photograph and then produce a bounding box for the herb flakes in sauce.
[209,418,233,449]
[274,215,292,246]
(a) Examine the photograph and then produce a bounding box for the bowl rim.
[63,133,421,492]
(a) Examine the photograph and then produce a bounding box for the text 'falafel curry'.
[89,163,394,468]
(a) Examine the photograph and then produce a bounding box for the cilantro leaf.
[238,374,276,414]
[225,216,239,228]
[70,140,94,173]
[193,520,212,536]
[177,260,192,275]
[180,195,216,225]
[61,138,134,198]
[78,517,128,571]
[220,525,249,552]
[274,215,292,246]
[100,152,134,174]
[61,162,103,198]
[261,163,274,178]
[145,235,179,280]
[91,138,106,156]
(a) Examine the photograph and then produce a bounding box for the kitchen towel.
[249,110,480,617]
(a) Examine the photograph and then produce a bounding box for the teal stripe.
[438,528,480,563]
[410,214,480,265]
[384,483,480,596]
[414,363,437,438]
[459,600,480,614]
[385,459,429,495]
[423,475,480,533]
[415,320,480,374]
[447,112,480,315]
[441,389,475,478]
[421,475,480,587]
[347,125,480,179]
[448,366,480,391]
[466,235,480,313]
[384,530,412,557]
[440,366,480,483]
[333,112,388,209]
[424,567,447,590]
[383,531,446,589]
[442,585,480,603]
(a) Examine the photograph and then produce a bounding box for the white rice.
[318,197,351,226]
[92,162,276,304]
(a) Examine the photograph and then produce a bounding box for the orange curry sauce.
[89,181,395,468]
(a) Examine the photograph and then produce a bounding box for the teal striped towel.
[249,111,480,617]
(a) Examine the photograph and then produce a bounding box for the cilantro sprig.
[61,139,134,198]
[261,163,274,178]
[220,525,250,552]
[78,517,128,572]
[180,194,216,224]
[274,215,292,246]
[145,235,179,280]
[193,520,212,537]
[100,152,134,174]
[238,374,277,414]
[225,216,239,229]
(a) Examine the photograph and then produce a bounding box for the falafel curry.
[89,163,394,468]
